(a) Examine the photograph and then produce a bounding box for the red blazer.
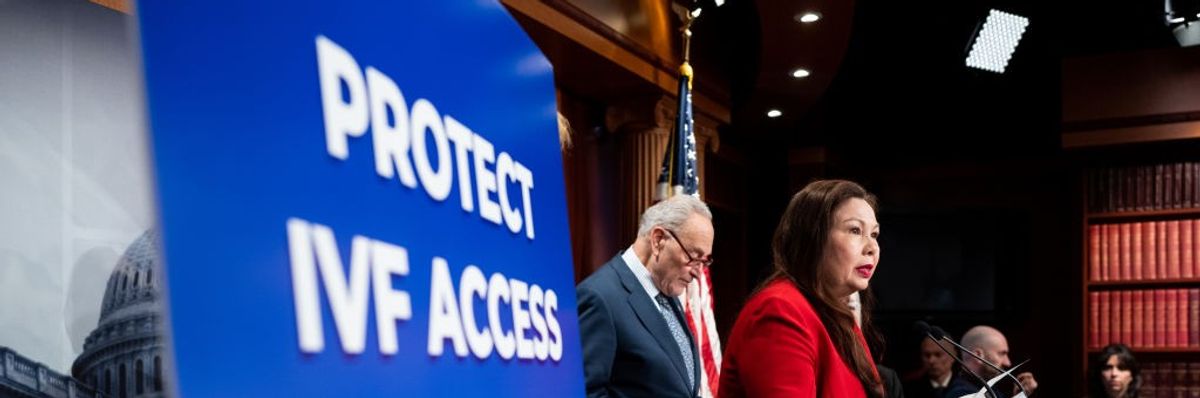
[719,278,877,398]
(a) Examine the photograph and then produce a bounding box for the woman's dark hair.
[1089,343,1140,398]
[767,179,883,398]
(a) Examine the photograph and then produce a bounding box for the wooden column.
[608,96,674,246]
[608,96,721,245]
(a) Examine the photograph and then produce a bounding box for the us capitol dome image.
[0,230,166,398]
[70,230,167,398]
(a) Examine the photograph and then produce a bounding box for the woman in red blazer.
[719,180,884,398]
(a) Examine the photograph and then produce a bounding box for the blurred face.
[974,335,1012,379]
[921,339,955,381]
[649,213,713,296]
[822,198,880,298]
[1100,355,1132,398]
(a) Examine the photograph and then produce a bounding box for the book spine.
[1184,220,1195,279]
[1122,223,1133,280]
[1147,221,1159,280]
[1170,221,1182,279]
[1100,291,1111,347]
[1168,289,1179,347]
[1134,222,1144,280]
[1122,290,1133,345]
[1156,289,1167,347]
[1190,288,1199,348]
[1134,290,1145,348]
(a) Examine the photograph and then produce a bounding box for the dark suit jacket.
[577,254,700,398]
[943,373,1009,398]
[879,365,905,398]
[902,376,945,398]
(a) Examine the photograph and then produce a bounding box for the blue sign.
[136,1,582,396]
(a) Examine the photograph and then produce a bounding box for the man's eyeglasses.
[664,229,713,268]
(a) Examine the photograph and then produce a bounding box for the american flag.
[655,63,722,398]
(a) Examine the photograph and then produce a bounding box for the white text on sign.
[287,218,563,362]
[316,35,536,240]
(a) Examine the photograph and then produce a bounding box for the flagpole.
[671,7,721,398]
[680,10,696,91]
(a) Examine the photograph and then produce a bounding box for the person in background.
[719,180,884,398]
[1087,343,1140,398]
[849,292,904,398]
[903,327,956,398]
[576,194,713,398]
[942,325,1039,398]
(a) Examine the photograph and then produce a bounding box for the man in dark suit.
[943,325,1039,398]
[903,330,956,398]
[577,195,714,398]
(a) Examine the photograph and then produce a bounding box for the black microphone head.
[913,321,948,340]
[913,321,932,335]
[929,326,948,341]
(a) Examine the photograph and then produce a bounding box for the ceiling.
[519,0,1188,160]
[692,0,1187,159]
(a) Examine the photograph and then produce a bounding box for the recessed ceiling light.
[791,68,811,78]
[767,109,782,118]
[796,12,821,23]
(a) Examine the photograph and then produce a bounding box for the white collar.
[622,246,666,303]
[931,373,952,388]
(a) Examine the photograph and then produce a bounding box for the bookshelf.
[1082,162,1200,397]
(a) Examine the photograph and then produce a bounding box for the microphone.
[914,321,997,398]
[915,321,1030,397]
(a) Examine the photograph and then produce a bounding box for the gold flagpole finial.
[677,6,699,90]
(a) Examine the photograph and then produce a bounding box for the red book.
[1100,291,1111,347]
[1190,288,1199,347]
[1121,290,1133,345]
[1133,290,1145,348]
[1167,289,1179,347]
[1133,222,1144,280]
[1112,224,1123,281]
[1145,292,1157,348]
[1184,220,1195,279]
[1112,291,1123,345]
[1170,220,1182,279]
[1090,292,1100,348]
[1104,221,1113,281]
[1194,219,1200,279]
[1178,289,1189,347]
[1159,221,1170,280]
[1099,224,1104,279]
[1121,223,1132,280]
[1156,289,1168,347]
[1146,221,1158,280]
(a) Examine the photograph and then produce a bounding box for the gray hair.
[637,194,712,237]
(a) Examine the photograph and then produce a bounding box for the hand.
[1013,372,1037,396]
